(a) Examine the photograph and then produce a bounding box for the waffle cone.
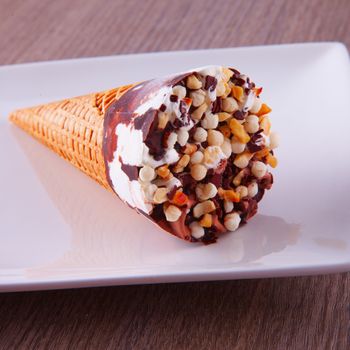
[9,84,135,190]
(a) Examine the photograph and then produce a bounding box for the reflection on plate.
[13,127,299,279]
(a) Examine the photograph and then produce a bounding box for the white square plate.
[1,43,350,292]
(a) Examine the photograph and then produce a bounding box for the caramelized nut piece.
[218,112,232,122]
[191,164,207,181]
[251,161,267,178]
[254,147,270,160]
[260,116,271,135]
[219,124,231,138]
[207,130,224,146]
[183,143,198,155]
[233,170,245,186]
[224,200,234,213]
[190,151,204,164]
[156,165,170,179]
[193,127,208,143]
[139,165,156,182]
[232,169,246,187]
[250,97,262,114]
[192,102,208,120]
[233,151,253,169]
[203,146,223,167]
[182,97,192,107]
[199,213,212,227]
[222,67,234,81]
[224,212,241,231]
[229,119,250,144]
[190,89,206,107]
[223,83,232,98]
[193,200,216,218]
[244,115,260,134]
[171,190,189,206]
[231,85,244,102]
[179,154,190,167]
[221,138,232,158]
[153,187,168,204]
[158,112,169,129]
[256,103,272,116]
[216,81,226,97]
[167,132,177,149]
[253,87,263,96]
[190,221,205,239]
[236,185,248,198]
[228,80,234,89]
[187,75,202,89]
[201,113,219,129]
[218,188,240,202]
[177,129,189,147]
[266,153,278,168]
[143,184,157,202]
[247,182,258,197]
[196,183,217,201]
[172,85,186,99]
[222,97,239,113]
[164,205,182,222]
[231,138,246,154]
[174,154,190,173]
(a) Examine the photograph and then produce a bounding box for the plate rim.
[0,41,347,71]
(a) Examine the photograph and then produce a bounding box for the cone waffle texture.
[9,84,134,190]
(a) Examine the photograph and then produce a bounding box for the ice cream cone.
[9,66,277,243]
[9,84,134,190]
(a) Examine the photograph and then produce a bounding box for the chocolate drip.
[121,162,138,181]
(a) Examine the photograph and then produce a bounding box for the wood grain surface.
[1,0,350,349]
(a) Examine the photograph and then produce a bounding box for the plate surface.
[1,43,350,292]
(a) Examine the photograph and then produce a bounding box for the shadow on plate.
[11,127,300,279]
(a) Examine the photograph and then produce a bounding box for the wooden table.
[1,0,349,348]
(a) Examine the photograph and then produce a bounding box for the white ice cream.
[134,85,171,115]
[108,119,182,213]
[108,123,151,213]
[107,66,235,214]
